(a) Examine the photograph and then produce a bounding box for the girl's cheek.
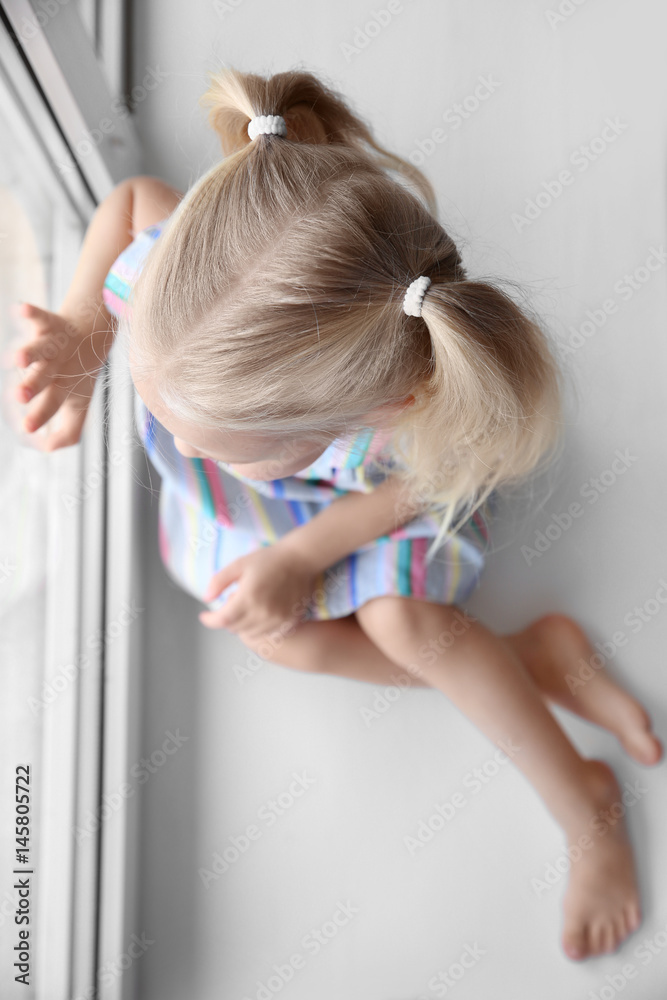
[231,464,276,479]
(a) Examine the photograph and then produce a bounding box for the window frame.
[1,2,143,997]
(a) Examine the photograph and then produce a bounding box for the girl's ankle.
[561,758,621,836]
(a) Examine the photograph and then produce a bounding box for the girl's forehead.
[133,375,269,444]
[172,419,285,460]
[132,374,322,459]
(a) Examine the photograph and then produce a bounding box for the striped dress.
[102,219,495,621]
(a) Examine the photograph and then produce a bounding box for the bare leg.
[238,613,430,687]
[239,609,661,957]
[350,596,660,961]
[240,611,662,767]
[502,613,662,766]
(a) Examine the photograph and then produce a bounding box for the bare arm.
[13,175,183,448]
[277,473,430,575]
[58,174,183,332]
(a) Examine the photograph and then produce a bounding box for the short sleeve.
[102,221,168,320]
[293,426,395,479]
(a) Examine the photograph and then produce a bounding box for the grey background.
[124,2,667,998]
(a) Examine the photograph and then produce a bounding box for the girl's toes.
[563,926,588,961]
[622,726,663,766]
[600,921,618,954]
[586,921,604,956]
[640,731,663,765]
[614,700,662,765]
[612,912,628,947]
[626,902,642,932]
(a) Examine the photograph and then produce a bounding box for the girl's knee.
[238,621,324,673]
[355,595,410,636]
[356,595,471,656]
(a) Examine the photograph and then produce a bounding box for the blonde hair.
[126,66,565,562]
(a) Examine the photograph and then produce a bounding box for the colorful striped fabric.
[102,218,496,621]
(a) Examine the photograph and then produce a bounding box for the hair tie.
[247,114,287,141]
[403,275,432,317]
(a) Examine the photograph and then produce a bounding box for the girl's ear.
[362,394,415,425]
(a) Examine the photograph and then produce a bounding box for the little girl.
[11,67,662,963]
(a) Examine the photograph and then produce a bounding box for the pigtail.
[198,65,437,212]
[390,278,565,562]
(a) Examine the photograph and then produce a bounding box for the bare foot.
[561,759,642,960]
[504,614,663,766]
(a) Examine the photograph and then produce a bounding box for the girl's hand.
[198,544,317,640]
[8,300,111,450]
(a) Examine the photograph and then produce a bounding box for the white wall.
[128,2,667,998]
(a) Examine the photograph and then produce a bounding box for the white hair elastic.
[247,114,287,141]
[402,275,432,317]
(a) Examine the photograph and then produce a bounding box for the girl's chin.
[215,458,319,479]
[215,461,275,480]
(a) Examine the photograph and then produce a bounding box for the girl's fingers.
[22,385,64,433]
[13,301,53,330]
[13,343,44,368]
[41,407,87,450]
[14,334,61,370]
[199,598,248,632]
[202,561,243,601]
[216,606,246,632]
[13,323,62,371]
[199,608,236,629]
[239,624,276,642]
[15,383,34,404]
[15,362,52,400]
[223,611,277,639]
